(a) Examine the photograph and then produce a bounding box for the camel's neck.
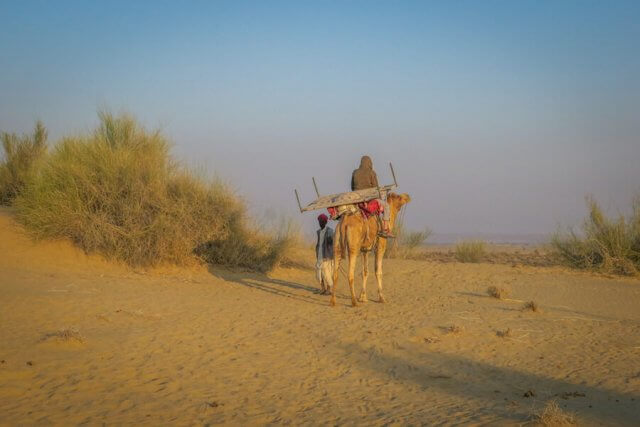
[388,202,402,230]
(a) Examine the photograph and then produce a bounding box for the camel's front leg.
[375,248,385,303]
[359,252,369,303]
[330,255,340,306]
[330,233,342,307]
[347,251,358,307]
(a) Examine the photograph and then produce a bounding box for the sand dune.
[1,211,639,425]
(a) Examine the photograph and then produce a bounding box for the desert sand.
[1,210,639,425]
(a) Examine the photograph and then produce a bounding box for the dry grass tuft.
[0,122,47,205]
[532,400,577,426]
[196,216,300,272]
[455,240,487,263]
[446,325,463,334]
[522,301,540,312]
[42,328,84,344]
[496,328,512,338]
[386,217,432,259]
[551,195,640,276]
[487,285,509,299]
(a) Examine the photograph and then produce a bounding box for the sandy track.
[1,212,639,425]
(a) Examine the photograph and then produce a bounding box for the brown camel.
[330,192,411,307]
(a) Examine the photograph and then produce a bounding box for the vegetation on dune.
[197,216,300,272]
[0,121,48,205]
[455,240,487,263]
[551,196,640,276]
[14,112,296,270]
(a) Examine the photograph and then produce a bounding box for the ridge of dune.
[1,208,639,425]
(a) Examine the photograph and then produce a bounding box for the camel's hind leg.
[358,251,369,303]
[344,225,361,307]
[375,246,386,303]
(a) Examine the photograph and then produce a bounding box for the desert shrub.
[387,219,432,258]
[532,400,576,426]
[455,240,486,263]
[0,121,47,205]
[403,228,432,250]
[197,215,300,272]
[15,112,288,270]
[551,196,640,275]
[522,300,540,312]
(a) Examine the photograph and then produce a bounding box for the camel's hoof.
[378,295,386,303]
[351,300,359,307]
[330,297,336,307]
[358,293,368,303]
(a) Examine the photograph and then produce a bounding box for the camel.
[330,192,411,307]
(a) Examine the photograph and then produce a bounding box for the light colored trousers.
[377,198,390,221]
[316,259,334,291]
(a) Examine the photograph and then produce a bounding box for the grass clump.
[487,286,509,299]
[387,218,432,259]
[455,240,486,263]
[532,400,576,426]
[0,122,47,205]
[446,325,463,334]
[197,216,299,272]
[522,301,540,312]
[14,112,292,270]
[551,196,640,276]
[496,328,512,338]
[41,328,84,344]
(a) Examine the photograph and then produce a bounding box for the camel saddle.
[327,199,382,220]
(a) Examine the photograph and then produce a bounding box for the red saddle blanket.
[327,199,382,219]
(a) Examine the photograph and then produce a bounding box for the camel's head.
[387,192,411,210]
[386,192,411,226]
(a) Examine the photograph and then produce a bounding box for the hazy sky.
[1,1,639,236]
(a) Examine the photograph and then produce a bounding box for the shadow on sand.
[341,341,640,424]
[208,266,336,307]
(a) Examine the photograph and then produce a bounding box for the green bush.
[14,112,291,270]
[0,121,47,205]
[551,196,640,275]
[455,240,487,263]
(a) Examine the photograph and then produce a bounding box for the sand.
[1,211,639,425]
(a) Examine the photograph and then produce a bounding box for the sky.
[1,0,639,238]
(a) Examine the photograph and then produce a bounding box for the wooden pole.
[294,189,303,213]
[390,162,398,186]
[312,177,320,198]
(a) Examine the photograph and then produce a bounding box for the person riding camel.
[351,155,393,238]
